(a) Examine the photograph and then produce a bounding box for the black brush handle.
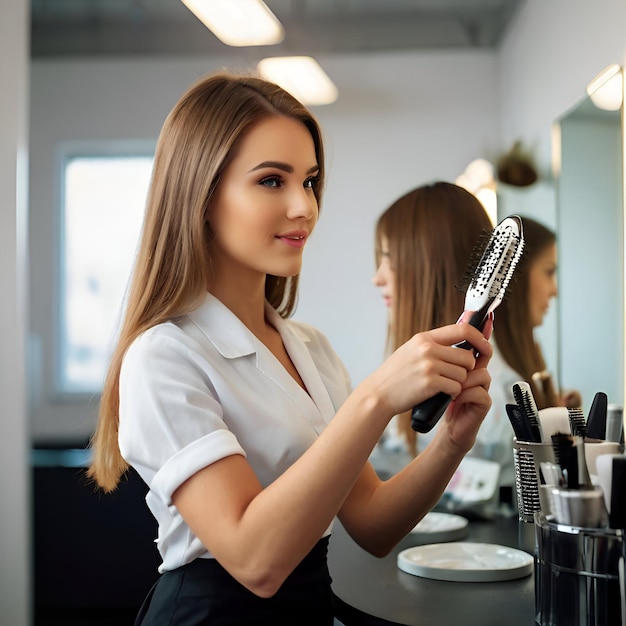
[586,391,608,439]
[505,403,536,441]
[411,303,490,433]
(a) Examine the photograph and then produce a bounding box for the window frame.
[54,140,155,398]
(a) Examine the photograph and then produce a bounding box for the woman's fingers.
[415,322,493,377]
[445,368,493,434]
[405,330,488,399]
[372,320,494,418]
[461,366,492,395]
[425,320,492,357]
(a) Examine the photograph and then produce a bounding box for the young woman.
[494,215,580,410]
[372,182,493,459]
[373,191,577,496]
[88,73,493,625]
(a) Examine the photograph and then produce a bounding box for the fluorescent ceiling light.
[257,56,338,106]
[182,0,284,47]
[586,63,623,111]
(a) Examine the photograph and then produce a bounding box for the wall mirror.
[553,65,624,414]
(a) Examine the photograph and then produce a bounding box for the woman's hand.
[435,310,493,451]
[438,363,492,452]
[365,315,493,421]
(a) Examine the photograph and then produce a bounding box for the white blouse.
[468,339,519,487]
[118,292,352,573]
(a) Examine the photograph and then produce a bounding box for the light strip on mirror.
[586,64,623,111]
[181,0,285,46]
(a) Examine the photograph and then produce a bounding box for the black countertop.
[328,515,536,626]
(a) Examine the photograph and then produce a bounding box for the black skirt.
[135,536,335,626]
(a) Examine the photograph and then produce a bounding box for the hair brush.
[411,214,525,433]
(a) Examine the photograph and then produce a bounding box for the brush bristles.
[568,407,587,437]
[456,229,492,293]
[462,216,524,309]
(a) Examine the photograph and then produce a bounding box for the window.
[59,155,153,393]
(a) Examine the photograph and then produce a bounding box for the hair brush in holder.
[512,381,543,442]
[411,215,525,433]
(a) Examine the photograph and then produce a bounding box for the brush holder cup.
[513,439,557,522]
[534,512,623,626]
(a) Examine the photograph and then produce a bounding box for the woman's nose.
[551,276,558,298]
[287,188,318,221]
[372,264,384,286]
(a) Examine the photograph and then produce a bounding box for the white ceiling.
[30,0,523,58]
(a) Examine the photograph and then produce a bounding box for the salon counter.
[328,516,536,626]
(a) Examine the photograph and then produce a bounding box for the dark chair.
[32,445,160,626]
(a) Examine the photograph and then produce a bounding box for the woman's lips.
[277,231,308,248]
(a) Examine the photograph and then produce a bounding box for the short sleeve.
[118,328,246,505]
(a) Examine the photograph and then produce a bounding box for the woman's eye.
[304,176,319,190]
[259,176,282,188]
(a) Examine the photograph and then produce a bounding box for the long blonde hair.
[88,72,325,492]
[375,182,492,453]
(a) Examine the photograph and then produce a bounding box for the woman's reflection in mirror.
[371,187,578,514]
[496,216,581,410]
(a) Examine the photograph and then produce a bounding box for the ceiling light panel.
[182,0,285,46]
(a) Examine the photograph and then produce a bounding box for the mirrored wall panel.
[554,74,624,414]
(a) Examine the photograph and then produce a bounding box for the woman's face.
[207,116,319,283]
[528,241,558,328]
[372,235,395,311]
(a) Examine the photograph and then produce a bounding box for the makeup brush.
[551,433,579,489]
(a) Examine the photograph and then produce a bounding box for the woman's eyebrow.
[249,161,319,174]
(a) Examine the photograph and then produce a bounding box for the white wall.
[499,0,626,173]
[298,51,500,388]
[29,51,499,441]
[1,1,31,624]
[499,0,626,410]
[28,0,626,442]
